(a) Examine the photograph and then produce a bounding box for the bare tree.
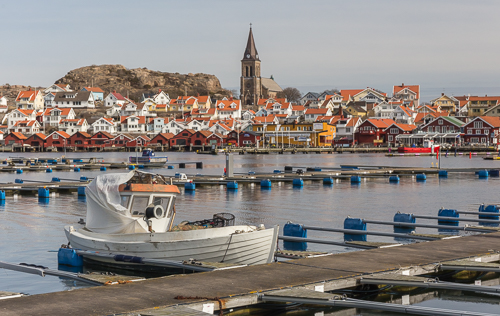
[322,88,339,95]
[277,87,302,103]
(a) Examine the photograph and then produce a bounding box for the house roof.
[8,132,27,140]
[292,105,305,111]
[83,87,104,93]
[92,131,114,139]
[16,90,39,102]
[216,100,241,111]
[110,92,126,100]
[53,91,93,103]
[27,133,47,140]
[152,133,175,140]
[120,116,146,124]
[393,84,420,100]
[305,108,330,115]
[365,119,396,128]
[42,108,73,116]
[74,131,92,138]
[13,120,39,127]
[340,89,364,102]
[261,78,282,92]
[61,118,86,126]
[253,115,277,123]
[477,116,500,128]
[386,123,416,132]
[50,131,71,138]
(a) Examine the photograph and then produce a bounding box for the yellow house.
[467,96,500,117]
[252,122,335,147]
[168,96,199,113]
[430,94,456,113]
[345,104,368,118]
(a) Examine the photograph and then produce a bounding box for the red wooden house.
[4,132,27,145]
[45,131,71,148]
[89,131,114,148]
[126,135,151,148]
[170,129,195,148]
[420,116,464,134]
[150,133,174,148]
[110,134,133,147]
[384,123,416,145]
[462,116,500,145]
[225,131,260,147]
[68,132,92,150]
[24,133,47,148]
[191,131,223,147]
[355,119,396,145]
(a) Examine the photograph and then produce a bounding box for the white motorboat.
[64,171,279,267]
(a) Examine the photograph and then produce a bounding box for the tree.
[322,88,339,95]
[277,87,302,103]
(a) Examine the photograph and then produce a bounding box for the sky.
[1,0,500,102]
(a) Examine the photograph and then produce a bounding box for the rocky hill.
[55,64,230,101]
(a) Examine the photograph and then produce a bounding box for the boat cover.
[85,171,148,234]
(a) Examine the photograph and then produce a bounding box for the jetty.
[0,231,499,315]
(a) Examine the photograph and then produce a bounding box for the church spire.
[243,24,259,61]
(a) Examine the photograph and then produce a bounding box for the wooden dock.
[1,231,499,315]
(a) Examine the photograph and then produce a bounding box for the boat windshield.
[130,196,150,217]
[120,196,130,208]
[152,195,172,217]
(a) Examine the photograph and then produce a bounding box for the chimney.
[113,90,116,93]
[402,83,404,86]
[159,89,161,92]
[441,93,444,96]
[339,105,344,120]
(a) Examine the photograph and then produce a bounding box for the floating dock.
[1,230,500,315]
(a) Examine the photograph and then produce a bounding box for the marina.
[1,152,500,315]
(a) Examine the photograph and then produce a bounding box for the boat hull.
[65,225,279,266]
[397,147,435,153]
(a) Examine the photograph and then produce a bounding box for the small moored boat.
[129,149,168,165]
[64,171,279,268]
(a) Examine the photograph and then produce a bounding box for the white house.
[52,91,95,108]
[163,119,186,135]
[299,92,321,105]
[58,118,89,135]
[153,90,170,105]
[44,83,72,94]
[0,96,8,106]
[9,120,41,134]
[215,99,241,119]
[104,91,127,107]
[44,92,56,108]
[304,108,332,122]
[41,108,76,127]
[119,116,147,133]
[147,117,169,134]
[120,102,152,117]
[242,110,256,121]
[15,89,44,110]
[335,116,361,144]
[3,109,38,128]
[91,117,117,134]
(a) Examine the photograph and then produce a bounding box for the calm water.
[1,151,499,314]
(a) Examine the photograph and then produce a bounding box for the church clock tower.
[240,25,262,107]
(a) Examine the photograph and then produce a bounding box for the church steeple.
[243,25,259,61]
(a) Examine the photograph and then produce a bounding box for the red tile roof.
[83,87,104,93]
[16,90,39,102]
[393,84,420,99]
[305,108,330,115]
[9,132,27,140]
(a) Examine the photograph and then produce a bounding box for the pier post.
[225,154,234,177]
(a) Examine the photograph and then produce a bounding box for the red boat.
[397,147,433,153]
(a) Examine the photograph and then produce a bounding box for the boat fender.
[113,255,143,264]
[145,204,165,219]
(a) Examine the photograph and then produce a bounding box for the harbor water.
[1,151,500,314]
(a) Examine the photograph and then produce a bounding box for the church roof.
[262,78,282,93]
[243,27,259,61]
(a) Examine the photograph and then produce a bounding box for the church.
[240,26,282,107]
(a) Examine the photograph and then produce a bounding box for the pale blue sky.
[2,0,499,101]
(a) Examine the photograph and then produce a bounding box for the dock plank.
[1,232,500,316]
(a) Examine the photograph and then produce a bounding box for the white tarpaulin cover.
[85,171,148,234]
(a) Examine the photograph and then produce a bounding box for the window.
[152,196,172,217]
[130,196,149,216]
[435,126,440,133]
[120,196,130,208]
[438,120,443,125]
[481,137,487,143]
[474,121,483,128]
[53,134,59,139]
[476,129,481,134]
[388,135,393,141]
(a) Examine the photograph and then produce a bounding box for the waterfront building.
[149,133,174,148]
[384,123,417,146]
[355,118,396,145]
[462,116,500,145]
[44,131,71,148]
[252,121,335,147]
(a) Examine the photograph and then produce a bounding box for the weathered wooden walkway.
[1,231,499,316]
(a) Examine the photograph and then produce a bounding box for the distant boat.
[398,139,439,154]
[129,148,167,165]
[64,171,279,268]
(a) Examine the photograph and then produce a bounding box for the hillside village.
[1,82,500,152]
